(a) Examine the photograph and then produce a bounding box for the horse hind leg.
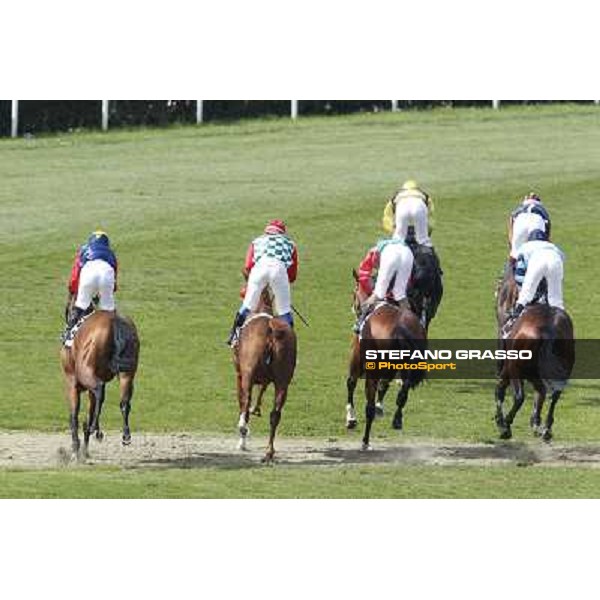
[392,379,410,431]
[346,375,358,429]
[119,373,134,446]
[238,376,252,451]
[495,378,511,439]
[263,387,287,463]
[362,379,378,450]
[501,380,526,439]
[376,380,390,418]
[68,385,82,461]
[82,390,97,459]
[530,384,545,436]
[541,389,562,442]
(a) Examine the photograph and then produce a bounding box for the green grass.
[2,104,600,496]
[1,463,600,498]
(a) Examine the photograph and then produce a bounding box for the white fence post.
[11,100,19,138]
[101,100,109,131]
[492,100,500,109]
[291,100,299,119]
[196,100,203,124]
[391,100,399,112]
[595,100,600,105]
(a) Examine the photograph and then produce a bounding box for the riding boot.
[227,309,249,346]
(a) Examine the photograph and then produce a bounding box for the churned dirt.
[1,431,600,470]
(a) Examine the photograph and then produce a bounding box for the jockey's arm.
[68,249,82,295]
[507,214,514,249]
[287,245,299,283]
[382,200,395,234]
[242,243,255,280]
[358,248,379,295]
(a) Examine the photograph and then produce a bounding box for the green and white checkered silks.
[252,234,295,268]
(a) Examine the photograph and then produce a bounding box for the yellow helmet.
[401,179,419,191]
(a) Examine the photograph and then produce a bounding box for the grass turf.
[2,104,600,496]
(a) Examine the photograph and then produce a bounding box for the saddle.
[62,313,92,348]
[356,300,402,339]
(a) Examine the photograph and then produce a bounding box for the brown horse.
[347,270,427,449]
[495,269,574,441]
[61,295,140,459]
[232,290,297,462]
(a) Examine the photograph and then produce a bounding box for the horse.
[232,289,297,462]
[61,294,140,459]
[347,269,427,449]
[495,268,574,441]
[406,239,443,330]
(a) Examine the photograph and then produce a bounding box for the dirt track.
[2,431,600,470]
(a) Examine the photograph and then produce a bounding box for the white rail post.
[492,100,500,109]
[101,100,109,131]
[291,100,299,119]
[391,100,399,112]
[11,100,19,138]
[595,100,600,105]
[196,100,203,123]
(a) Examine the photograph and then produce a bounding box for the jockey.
[382,179,434,246]
[354,235,414,332]
[63,230,118,340]
[510,229,564,320]
[227,220,299,346]
[508,192,551,262]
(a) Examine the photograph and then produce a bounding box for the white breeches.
[242,257,291,316]
[511,212,547,258]
[75,260,116,311]
[517,250,564,309]
[394,196,431,246]
[374,243,414,301]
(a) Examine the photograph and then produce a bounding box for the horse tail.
[538,315,572,394]
[392,322,427,388]
[110,316,139,374]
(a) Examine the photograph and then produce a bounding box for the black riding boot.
[227,310,248,346]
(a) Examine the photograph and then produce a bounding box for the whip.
[291,304,310,327]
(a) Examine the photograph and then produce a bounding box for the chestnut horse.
[232,290,297,462]
[61,295,140,459]
[347,270,427,449]
[495,269,574,441]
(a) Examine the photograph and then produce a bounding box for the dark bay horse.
[232,290,297,462]
[61,295,140,459]
[406,240,443,331]
[495,271,574,441]
[347,270,427,449]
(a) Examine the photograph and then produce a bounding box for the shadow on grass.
[132,441,600,471]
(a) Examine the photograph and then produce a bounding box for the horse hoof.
[238,439,248,451]
[261,453,275,464]
[392,415,403,430]
[96,431,104,442]
[346,419,358,430]
[542,429,553,443]
[251,407,262,417]
[122,436,132,446]
[361,442,373,451]
[499,428,512,440]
